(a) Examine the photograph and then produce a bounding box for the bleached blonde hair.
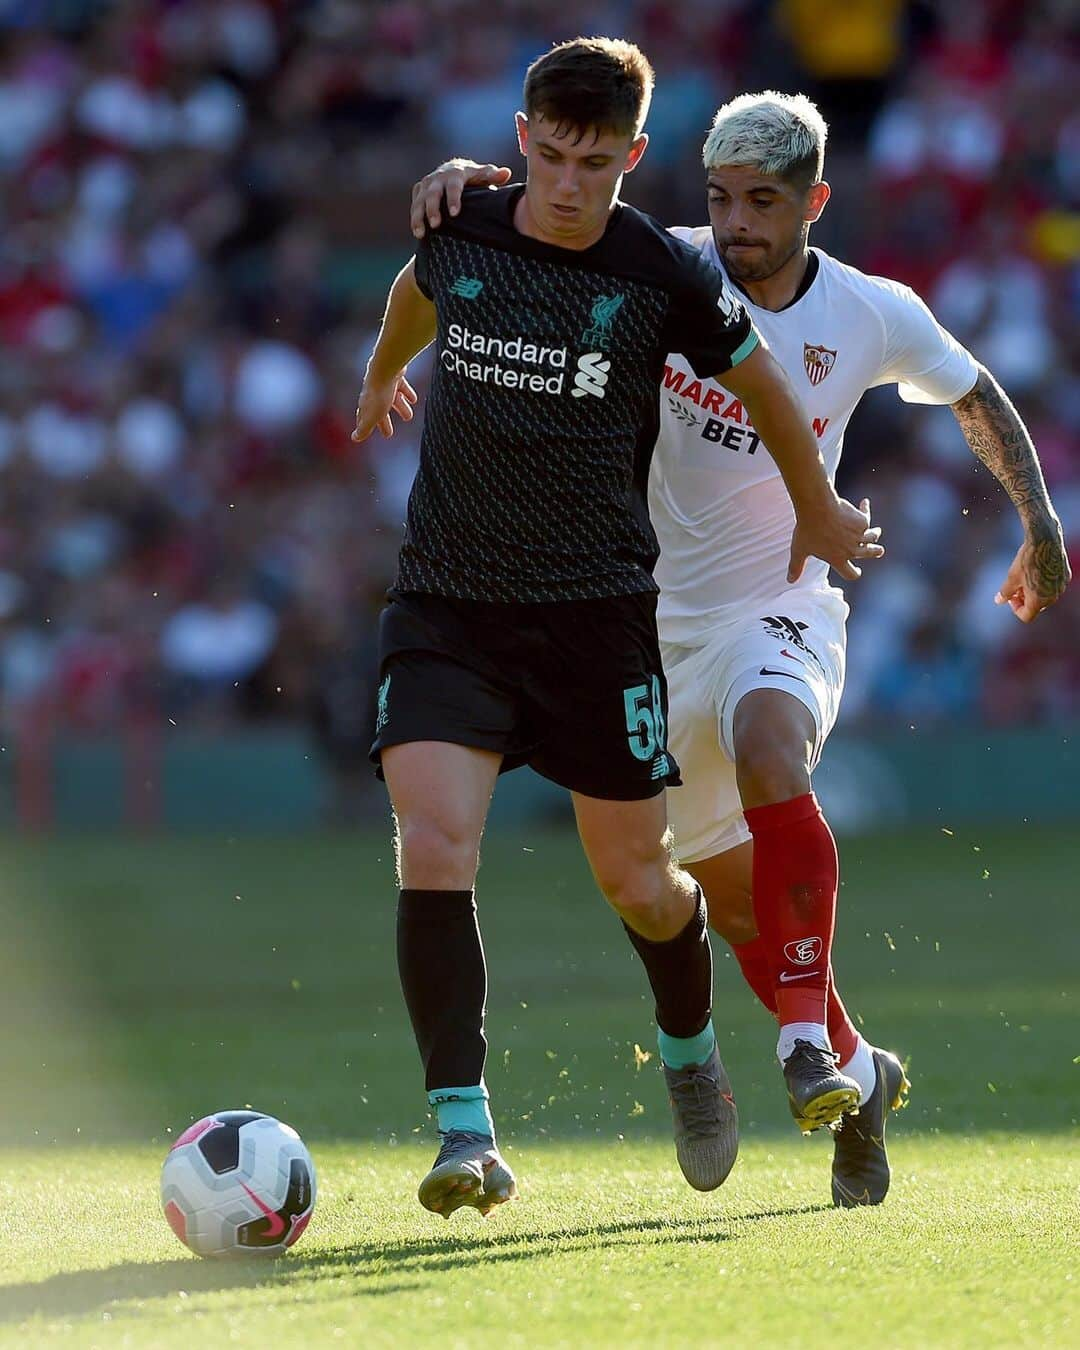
[702,91,827,188]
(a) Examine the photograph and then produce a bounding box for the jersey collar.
[503,183,625,256]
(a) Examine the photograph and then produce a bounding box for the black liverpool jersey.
[397,185,759,603]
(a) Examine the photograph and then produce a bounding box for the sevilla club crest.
[784,936,823,966]
[803,343,837,386]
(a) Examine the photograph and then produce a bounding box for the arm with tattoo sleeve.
[951,366,1070,622]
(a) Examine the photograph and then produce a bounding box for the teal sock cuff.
[658,1022,716,1070]
[428,1083,494,1138]
[427,1083,489,1106]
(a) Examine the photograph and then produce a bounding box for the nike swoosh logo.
[779,969,820,982]
[240,1183,287,1239]
[760,667,807,681]
[836,1181,872,1205]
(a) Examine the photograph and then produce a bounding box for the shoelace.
[788,1039,841,1077]
[433,1128,493,1167]
[669,1068,724,1134]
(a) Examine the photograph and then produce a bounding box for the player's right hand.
[788,495,884,583]
[352,368,417,443]
[411,159,513,238]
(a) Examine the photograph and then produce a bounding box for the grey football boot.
[783,1039,861,1134]
[831,1048,911,1207]
[417,1130,518,1218]
[663,1045,739,1190]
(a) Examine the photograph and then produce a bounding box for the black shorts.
[370,590,681,801]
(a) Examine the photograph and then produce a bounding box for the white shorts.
[662,589,848,863]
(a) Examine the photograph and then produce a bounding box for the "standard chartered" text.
[442,323,568,393]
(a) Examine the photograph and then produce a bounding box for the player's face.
[516,112,647,247]
[706,165,828,283]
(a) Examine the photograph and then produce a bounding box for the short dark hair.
[523,37,654,143]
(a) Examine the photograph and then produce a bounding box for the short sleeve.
[662,247,759,378]
[413,230,433,300]
[872,278,978,405]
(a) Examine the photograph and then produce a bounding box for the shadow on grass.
[0,1205,827,1324]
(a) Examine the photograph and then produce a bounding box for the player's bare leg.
[384,742,518,1218]
[574,792,738,1190]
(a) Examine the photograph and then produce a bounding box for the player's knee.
[608,881,669,936]
[594,851,659,920]
[394,815,480,889]
[598,855,695,940]
[704,884,757,945]
[734,728,811,808]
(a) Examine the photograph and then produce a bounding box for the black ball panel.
[235,1158,314,1248]
[197,1111,267,1175]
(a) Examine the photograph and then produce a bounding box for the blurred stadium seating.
[0,1,1076,825]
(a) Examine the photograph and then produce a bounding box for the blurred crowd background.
[1,0,1077,810]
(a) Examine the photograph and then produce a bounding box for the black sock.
[397,889,487,1090]
[621,888,712,1038]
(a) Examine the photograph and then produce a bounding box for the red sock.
[729,936,778,1017]
[827,966,861,1063]
[743,792,837,1027]
[730,940,862,1059]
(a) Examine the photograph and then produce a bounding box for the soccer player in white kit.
[654,91,1068,1204]
[408,92,1070,1206]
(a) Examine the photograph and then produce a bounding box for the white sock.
[839,1037,877,1106]
[777,1021,830,1063]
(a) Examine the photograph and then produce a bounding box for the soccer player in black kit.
[352,38,879,1219]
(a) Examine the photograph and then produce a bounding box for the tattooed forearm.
[952,365,1069,604]
[951,367,1054,528]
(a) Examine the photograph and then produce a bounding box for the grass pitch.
[0,823,1076,1346]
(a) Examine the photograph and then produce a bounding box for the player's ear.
[515,112,529,157]
[806,180,830,223]
[623,132,648,174]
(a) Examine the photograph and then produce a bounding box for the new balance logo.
[571,351,610,398]
[650,753,671,780]
[449,275,483,299]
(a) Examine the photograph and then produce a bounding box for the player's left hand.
[994,522,1071,622]
[789,496,885,583]
[352,368,418,443]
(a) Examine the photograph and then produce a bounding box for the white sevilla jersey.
[650,227,979,644]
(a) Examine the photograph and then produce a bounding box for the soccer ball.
[161,1110,316,1258]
